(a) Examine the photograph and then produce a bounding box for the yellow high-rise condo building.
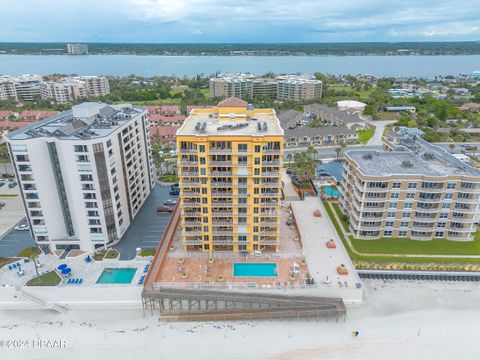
[176,97,284,254]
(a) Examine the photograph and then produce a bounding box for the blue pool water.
[96,268,137,284]
[233,263,278,277]
[324,186,341,197]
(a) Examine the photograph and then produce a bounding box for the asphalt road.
[0,220,35,258]
[114,183,175,260]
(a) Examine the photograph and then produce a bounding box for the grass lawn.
[17,247,41,258]
[357,127,375,144]
[0,257,19,269]
[0,194,18,197]
[158,174,178,183]
[375,112,399,120]
[323,200,480,265]
[138,248,156,257]
[26,270,62,286]
[93,249,108,261]
[104,249,119,259]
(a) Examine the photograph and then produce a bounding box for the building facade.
[40,79,88,103]
[209,75,254,99]
[176,97,283,254]
[5,102,155,253]
[276,75,323,101]
[340,132,480,241]
[73,76,110,97]
[66,43,89,55]
[285,126,358,148]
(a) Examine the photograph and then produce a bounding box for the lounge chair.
[67,278,72,284]
[8,265,12,270]
[78,279,83,284]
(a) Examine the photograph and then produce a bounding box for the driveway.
[367,120,396,146]
[0,221,35,257]
[114,183,174,260]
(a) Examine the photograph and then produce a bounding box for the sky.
[0,0,479,43]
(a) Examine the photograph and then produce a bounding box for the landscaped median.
[26,270,62,286]
[322,200,480,269]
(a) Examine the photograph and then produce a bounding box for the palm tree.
[287,153,293,165]
[448,143,455,153]
[340,141,347,158]
[335,147,341,160]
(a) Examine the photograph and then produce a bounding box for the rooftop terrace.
[6,102,144,141]
[177,106,284,137]
[347,133,480,178]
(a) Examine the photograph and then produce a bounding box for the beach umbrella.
[61,268,71,275]
[58,263,68,270]
[85,255,92,263]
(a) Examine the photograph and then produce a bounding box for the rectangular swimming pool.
[233,263,278,277]
[96,268,137,284]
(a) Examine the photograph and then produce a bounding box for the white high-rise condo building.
[5,102,155,253]
[66,43,89,55]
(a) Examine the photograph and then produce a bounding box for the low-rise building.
[150,125,180,144]
[340,131,480,241]
[304,104,366,130]
[277,110,304,129]
[336,100,366,115]
[284,126,358,148]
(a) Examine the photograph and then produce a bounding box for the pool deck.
[290,197,362,290]
[0,252,150,288]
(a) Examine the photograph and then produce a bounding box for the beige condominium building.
[276,75,323,101]
[209,75,254,99]
[176,97,283,254]
[340,131,480,241]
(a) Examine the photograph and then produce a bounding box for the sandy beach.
[0,279,478,360]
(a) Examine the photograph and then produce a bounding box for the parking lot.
[114,183,175,260]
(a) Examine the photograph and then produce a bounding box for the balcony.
[210,182,234,187]
[263,149,282,155]
[182,239,203,245]
[208,161,233,166]
[261,202,279,208]
[261,192,280,198]
[179,161,198,167]
[262,161,280,166]
[183,230,203,236]
[210,171,233,177]
[181,192,201,197]
[262,172,279,177]
[178,148,198,154]
[209,149,233,155]
[211,192,234,197]
[212,211,239,216]
[179,171,199,177]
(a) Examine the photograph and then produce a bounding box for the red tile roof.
[0,120,32,129]
[218,97,248,107]
[149,114,185,124]
[0,111,13,119]
[19,110,59,121]
[150,125,180,141]
[145,105,180,115]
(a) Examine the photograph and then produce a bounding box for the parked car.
[169,189,179,196]
[8,182,17,188]
[0,202,5,208]
[164,199,177,206]
[15,224,29,231]
[0,181,5,187]
[170,183,179,189]
[156,206,173,213]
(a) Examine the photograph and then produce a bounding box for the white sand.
[0,279,478,360]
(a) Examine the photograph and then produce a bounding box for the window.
[200,157,206,164]
[80,174,93,182]
[238,144,248,152]
[385,221,394,227]
[254,168,260,175]
[439,212,448,219]
[254,157,260,165]
[442,203,451,209]
[199,145,205,152]
[435,231,444,238]
[74,145,88,152]
[383,230,392,237]
[402,212,411,218]
[404,202,413,209]
[444,193,453,200]
[437,222,446,228]
[446,182,456,189]
[387,212,395,218]
[392,182,401,189]
[406,193,415,199]
[398,230,407,237]
[88,210,99,217]
[408,182,417,189]
[389,202,397,209]
[400,221,409,227]
[255,145,260,153]
[106,140,112,148]
[391,192,399,199]
[200,168,206,175]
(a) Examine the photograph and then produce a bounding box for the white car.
[164,199,177,206]
[15,224,29,231]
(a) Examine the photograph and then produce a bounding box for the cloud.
[0,0,479,42]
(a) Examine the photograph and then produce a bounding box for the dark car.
[8,182,17,188]
[0,181,5,187]
[169,189,179,196]
[157,206,173,213]
[170,183,179,189]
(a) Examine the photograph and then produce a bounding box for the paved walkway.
[291,198,361,288]
[281,169,299,201]
[366,120,396,146]
[328,201,480,259]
